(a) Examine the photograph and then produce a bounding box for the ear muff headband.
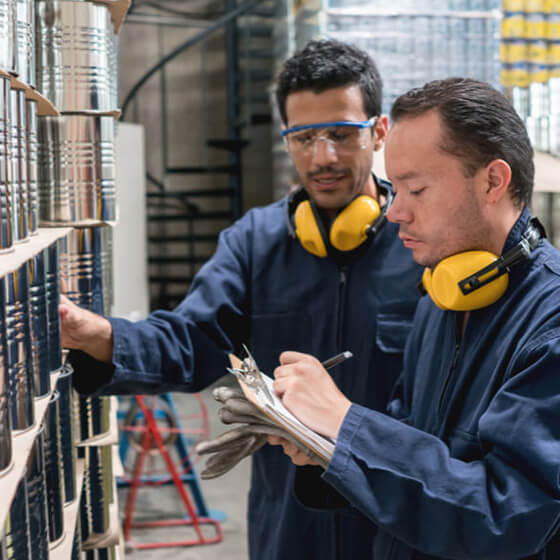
[423,218,545,311]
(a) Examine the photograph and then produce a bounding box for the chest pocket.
[249,311,313,375]
[375,312,413,354]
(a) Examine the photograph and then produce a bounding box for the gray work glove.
[195,386,325,479]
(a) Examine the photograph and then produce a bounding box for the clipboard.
[228,354,334,466]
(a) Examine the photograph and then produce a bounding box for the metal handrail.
[121,0,267,120]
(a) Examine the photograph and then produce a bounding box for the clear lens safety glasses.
[282,117,377,156]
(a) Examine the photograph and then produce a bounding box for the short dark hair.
[275,39,383,125]
[390,77,534,208]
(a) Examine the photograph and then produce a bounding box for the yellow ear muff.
[428,251,509,311]
[294,200,328,257]
[330,195,381,252]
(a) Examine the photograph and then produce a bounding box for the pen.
[322,351,353,370]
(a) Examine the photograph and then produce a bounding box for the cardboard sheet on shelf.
[8,74,60,116]
[93,0,131,33]
[0,227,71,278]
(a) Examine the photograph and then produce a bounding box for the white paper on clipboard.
[229,354,335,464]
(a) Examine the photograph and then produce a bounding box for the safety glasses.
[282,117,377,156]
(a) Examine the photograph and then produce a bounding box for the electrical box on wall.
[113,122,149,320]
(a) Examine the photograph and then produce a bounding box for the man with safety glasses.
[272,78,560,559]
[59,39,423,560]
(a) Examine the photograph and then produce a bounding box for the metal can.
[45,241,62,374]
[59,226,112,315]
[26,426,49,559]
[28,250,50,398]
[9,87,28,243]
[0,75,12,253]
[43,390,64,543]
[3,476,31,559]
[0,0,15,73]
[5,264,34,432]
[14,0,35,86]
[36,0,115,111]
[38,114,116,226]
[0,276,11,475]
[55,364,77,503]
[25,98,38,235]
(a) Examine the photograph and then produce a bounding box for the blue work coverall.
[313,209,560,559]
[71,181,423,560]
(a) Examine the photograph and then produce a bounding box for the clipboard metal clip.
[227,344,275,405]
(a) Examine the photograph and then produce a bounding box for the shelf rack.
[0,368,62,530]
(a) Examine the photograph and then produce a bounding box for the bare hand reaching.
[59,294,113,364]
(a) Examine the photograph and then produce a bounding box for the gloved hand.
[194,386,326,479]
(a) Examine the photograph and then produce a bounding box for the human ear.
[485,159,512,204]
[373,115,389,151]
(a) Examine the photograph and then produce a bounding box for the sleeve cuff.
[69,349,115,395]
[323,403,369,485]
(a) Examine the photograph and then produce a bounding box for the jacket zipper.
[437,314,463,414]
[334,265,348,560]
[336,266,348,351]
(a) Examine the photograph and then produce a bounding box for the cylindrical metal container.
[25,97,38,235]
[55,363,76,503]
[44,391,64,543]
[80,445,112,541]
[83,546,117,560]
[45,240,62,373]
[38,114,116,225]
[9,87,28,243]
[59,226,111,315]
[0,0,16,73]
[5,264,34,432]
[0,276,12,475]
[3,476,31,559]
[102,225,113,315]
[549,115,560,158]
[70,512,81,560]
[26,426,49,560]
[109,32,119,110]
[36,0,114,111]
[28,250,50,398]
[15,0,34,86]
[76,395,110,442]
[0,73,13,253]
[511,86,530,121]
[529,82,549,118]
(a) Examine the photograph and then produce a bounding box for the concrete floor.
[118,376,250,559]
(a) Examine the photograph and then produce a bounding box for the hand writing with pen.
[269,351,353,467]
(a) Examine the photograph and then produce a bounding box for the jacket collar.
[501,207,531,254]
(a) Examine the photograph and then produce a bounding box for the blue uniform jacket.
[71,182,423,560]
[319,209,560,559]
